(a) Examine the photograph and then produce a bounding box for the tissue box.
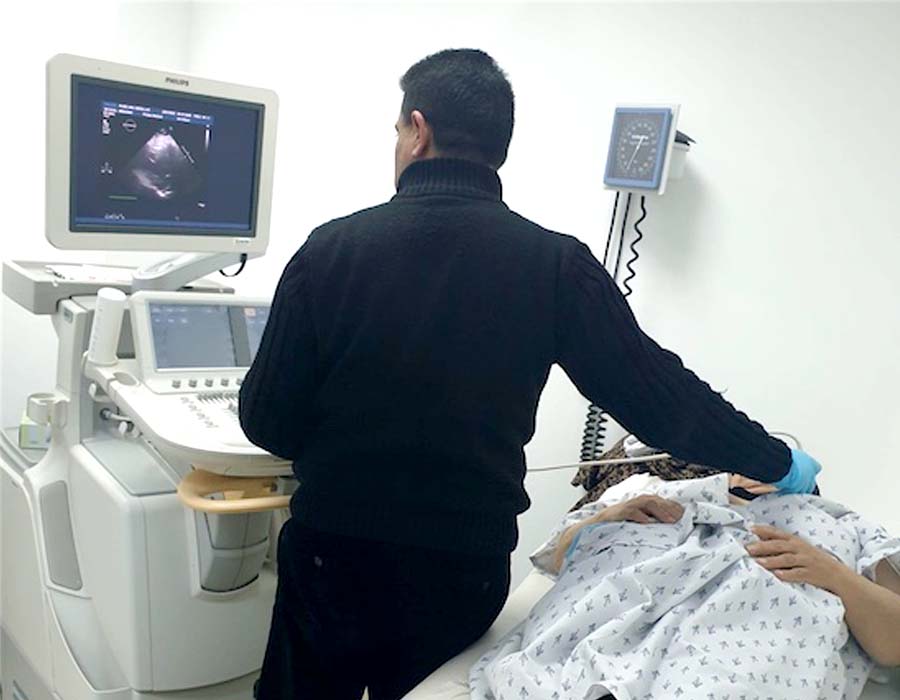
[18,412,52,450]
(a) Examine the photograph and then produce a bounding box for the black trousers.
[255,518,510,700]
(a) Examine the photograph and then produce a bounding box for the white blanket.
[469,474,900,700]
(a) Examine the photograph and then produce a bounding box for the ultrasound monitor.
[46,54,278,254]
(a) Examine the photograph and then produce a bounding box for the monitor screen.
[70,75,264,237]
[150,303,238,369]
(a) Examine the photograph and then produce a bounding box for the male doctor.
[240,48,821,700]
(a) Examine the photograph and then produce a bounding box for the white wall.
[3,2,900,589]
[0,1,195,426]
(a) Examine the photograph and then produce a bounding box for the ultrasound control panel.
[130,291,270,395]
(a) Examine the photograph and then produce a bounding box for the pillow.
[570,436,720,511]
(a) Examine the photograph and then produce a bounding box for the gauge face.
[604,108,673,190]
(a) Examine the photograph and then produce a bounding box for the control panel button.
[205,378,214,388]
[221,378,230,387]
[188,379,198,388]
[172,379,182,389]
[236,377,243,386]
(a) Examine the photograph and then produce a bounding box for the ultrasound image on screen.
[101,104,211,221]
[150,304,237,369]
[72,76,263,236]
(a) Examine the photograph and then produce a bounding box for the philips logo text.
[165,77,189,87]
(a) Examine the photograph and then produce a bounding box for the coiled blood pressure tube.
[87,287,127,366]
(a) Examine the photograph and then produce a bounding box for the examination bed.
[403,570,554,699]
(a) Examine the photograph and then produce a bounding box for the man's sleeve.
[239,247,317,460]
[555,238,791,483]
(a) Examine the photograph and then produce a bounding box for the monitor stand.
[132,252,253,292]
[2,259,235,315]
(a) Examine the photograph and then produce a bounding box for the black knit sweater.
[239,158,790,555]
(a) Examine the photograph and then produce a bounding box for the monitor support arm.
[132,252,256,292]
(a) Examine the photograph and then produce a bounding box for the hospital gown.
[469,474,900,700]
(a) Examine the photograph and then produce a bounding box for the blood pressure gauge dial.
[604,107,675,192]
[618,119,661,178]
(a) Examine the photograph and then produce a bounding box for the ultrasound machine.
[0,54,288,700]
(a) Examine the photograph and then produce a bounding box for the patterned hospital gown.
[469,474,900,700]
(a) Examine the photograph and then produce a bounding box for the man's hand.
[595,494,684,525]
[771,448,822,494]
[746,525,849,593]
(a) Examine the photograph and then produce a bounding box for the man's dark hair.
[400,49,514,169]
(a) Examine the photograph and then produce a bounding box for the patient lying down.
[468,474,900,700]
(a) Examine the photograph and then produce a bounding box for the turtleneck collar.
[394,158,503,202]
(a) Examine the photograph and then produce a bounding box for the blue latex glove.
[772,448,822,494]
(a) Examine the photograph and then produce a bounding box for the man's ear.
[410,110,433,157]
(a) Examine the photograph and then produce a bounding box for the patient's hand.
[729,474,778,495]
[728,474,778,505]
[597,495,684,525]
[552,496,683,573]
[746,525,846,593]
[749,526,900,667]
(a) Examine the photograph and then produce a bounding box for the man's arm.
[555,238,791,483]
[238,248,317,460]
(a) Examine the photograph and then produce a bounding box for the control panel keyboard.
[197,391,240,416]
[178,392,243,436]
